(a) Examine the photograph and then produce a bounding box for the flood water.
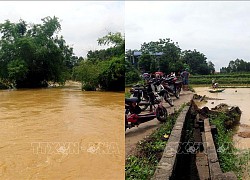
[0,83,124,179]
[194,87,250,150]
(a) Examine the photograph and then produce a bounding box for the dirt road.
[125,90,194,157]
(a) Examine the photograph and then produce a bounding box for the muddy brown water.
[0,84,124,179]
[194,87,250,150]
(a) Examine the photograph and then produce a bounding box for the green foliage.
[128,38,214,76]
[189,73,250,85]
[0,16,74,88]
[7,59,28,82]
[125,60,141,85]
[125,91,131,98]
[182,49,211,75]
[221,59,250,73]
[139,38,182,73]
[126,156,157,180]
[209,113,250,179]
[73,32,125,91]
[73,60,99,91]
[138,54,153,73]
[97,32,124,47]
[98,55,125,91]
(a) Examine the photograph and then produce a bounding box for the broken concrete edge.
[151,106,190,180]
[203,118,237,180]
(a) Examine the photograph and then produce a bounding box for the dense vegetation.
[189,73,250,86]
[220,59,250,73]
[209,113,250,179]
[0,17,124,91]
[73,32,124,91]
[0,16,75,88]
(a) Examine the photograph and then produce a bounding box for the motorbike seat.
[175,80,183,85]
[125,97,139,104]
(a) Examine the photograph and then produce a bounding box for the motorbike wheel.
[156,106,168,122]
[164,93,174,107]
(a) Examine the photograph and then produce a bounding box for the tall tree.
[222,58,250,73]
[0,16,74,88]
[73,32,124,91]
[207,61,215,74]
[182,49,210,74]
[139,38,182,73]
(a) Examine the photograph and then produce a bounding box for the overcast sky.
[0,1,124,58]
[125,1,250,71]
[2,1,250,72]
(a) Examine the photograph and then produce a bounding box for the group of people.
[142,68,190,90]
[142,69,220,90]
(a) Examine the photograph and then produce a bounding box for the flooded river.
[0,83,124,179]
[194,87,250,150]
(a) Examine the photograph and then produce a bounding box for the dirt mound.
[192,101,242,129]
[238,131,250,138]
[193,94,224,102]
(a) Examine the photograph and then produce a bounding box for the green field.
[189,73,250,86]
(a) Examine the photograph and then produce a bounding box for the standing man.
[181,68,190,91]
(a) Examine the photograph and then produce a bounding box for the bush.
[209,113,250,179]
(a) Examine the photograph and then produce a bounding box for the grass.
[125,91,131,98]
[189,73,250,86]
[209,113,250,179]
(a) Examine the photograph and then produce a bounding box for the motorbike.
[125,95,168,131]
[130,79,174,110]
[162,76,182,99]
[152,78,174,107]
[129,84,150,111]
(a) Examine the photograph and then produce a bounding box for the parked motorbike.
[129,84,150,111]
[152,78,174,107]
[125,95,168,131]
[162,76,182,99]
[130,79,174,110]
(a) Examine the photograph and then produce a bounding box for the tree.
[221,58,250,73]
[207,61,215,74]
[139,38,182,73]
[98,55,124,91]
[96,32,124,91]
[182,49,210,75]
[0,16,74,88]
[73,60,99,91]
[138,54,153,73]
[125,60,140,85]
[73,32,124,91]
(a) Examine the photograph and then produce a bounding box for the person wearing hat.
[181,68,190,90]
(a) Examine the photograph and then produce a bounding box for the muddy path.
[125,90,194,157]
